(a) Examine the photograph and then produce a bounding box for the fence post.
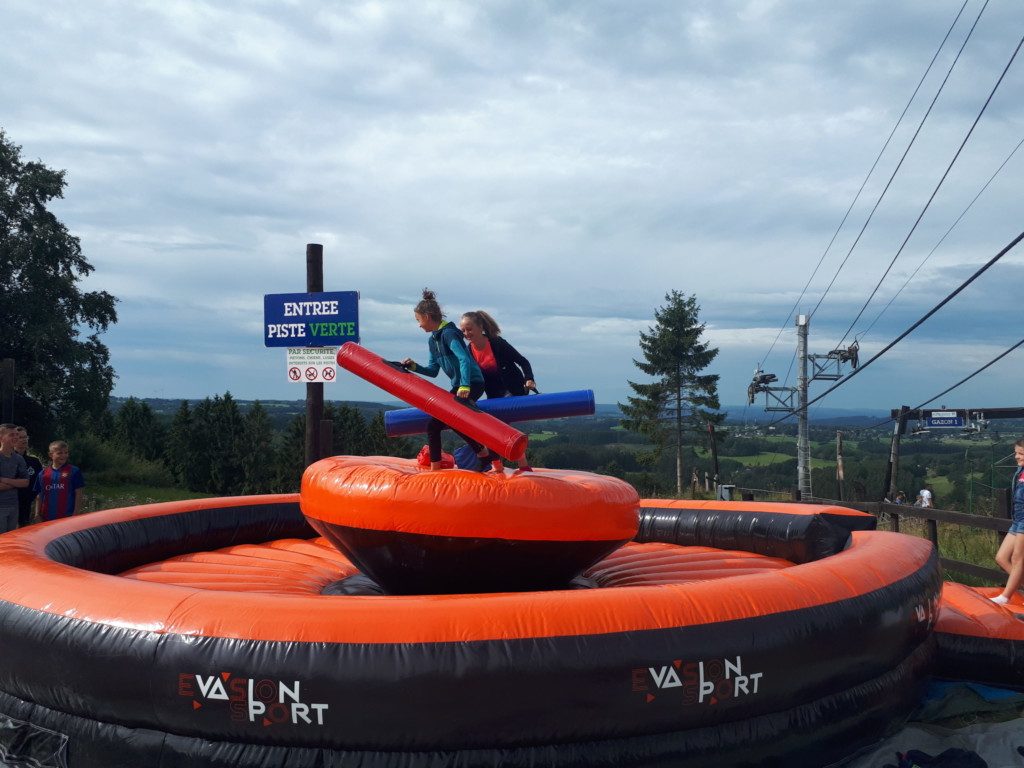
[996,488,1011,519]
[926,517,939,549]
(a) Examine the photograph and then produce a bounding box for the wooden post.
[305,244,324,467]
[836,430,845,502]
[319,419,334,461]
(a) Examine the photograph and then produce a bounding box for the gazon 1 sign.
[264,291,359,347]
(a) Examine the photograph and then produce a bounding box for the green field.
[82,483,213,513]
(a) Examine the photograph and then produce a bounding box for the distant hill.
[112,397,892,426]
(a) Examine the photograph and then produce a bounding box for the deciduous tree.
[0,130,117,436]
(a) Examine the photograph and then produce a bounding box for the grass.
[82,483,213,513]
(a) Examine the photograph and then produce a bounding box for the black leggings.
[427,382,486,463]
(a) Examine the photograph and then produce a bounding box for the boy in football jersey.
[33,440,86,522]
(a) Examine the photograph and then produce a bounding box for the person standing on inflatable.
[402,290,498,472]
[459,310,537,399]
[992,439,1024,604]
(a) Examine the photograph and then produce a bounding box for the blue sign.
[925,410,964,429]
[264,291,359,347]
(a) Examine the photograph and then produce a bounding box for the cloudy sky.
[5,0,1023,419]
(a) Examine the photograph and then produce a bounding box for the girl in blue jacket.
[402,289,497,471]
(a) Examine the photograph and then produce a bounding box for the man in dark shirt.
[0,424,29,533]
[14,427,42,527]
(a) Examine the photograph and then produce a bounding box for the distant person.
[401,289,498,472]
[0,424,29,533]
[894,491,907,505]
[33,440,86,522]
[991,439,1024,605]
[13,426,42,527]
[916,487,933,508]
[458,311,537,399]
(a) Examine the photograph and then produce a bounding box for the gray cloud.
[4,0,1022,411]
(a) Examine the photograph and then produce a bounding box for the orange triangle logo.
[220,672,231,681]
[645,693,655,703]
[263,718,273,727]
[672,660,681,668]
[192,701,202,710]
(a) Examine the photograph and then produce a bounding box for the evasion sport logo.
[631,655,763,706]
[178,672,329,727]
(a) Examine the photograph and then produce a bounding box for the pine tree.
[274,414,306,492]
[164,401,195,488]
[208,393,245,495]
[326,404,368,456]
[240,401,274,494]
[620,291,724,496]
[114,397,164,461]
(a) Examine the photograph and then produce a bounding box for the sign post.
[264,246,361,466]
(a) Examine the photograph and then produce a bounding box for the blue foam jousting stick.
[384,390,596,437]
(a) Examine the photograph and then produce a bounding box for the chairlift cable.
[859,135,1024,339]
[864,335,1024,430]
[835,20,1021,349]
[806,0,990,324]
[757,0,972,370]
[764,228,1024,429]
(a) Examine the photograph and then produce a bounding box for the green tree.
[329,404,370,456]
[620,291,724,496]
[0,130,117,437]
[114,397,164,461]
[241,401,275,494]
[164,400,201,489]
[207,393,245,495]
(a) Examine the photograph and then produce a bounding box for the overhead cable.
[865,335,1024,430]
[806,0,990,322]
[757,0,972,369]
[859,135,1024,339]
[765,229,1024,427]
[836,21,1022,348]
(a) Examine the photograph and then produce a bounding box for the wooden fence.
[730,485,1014,584]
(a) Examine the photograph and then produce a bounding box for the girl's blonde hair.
[462,310,501,337]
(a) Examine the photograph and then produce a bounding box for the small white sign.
[286,347,338,384]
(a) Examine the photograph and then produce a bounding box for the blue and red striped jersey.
[33,464,85,521]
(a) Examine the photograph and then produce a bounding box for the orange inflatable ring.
[301,455,640,594]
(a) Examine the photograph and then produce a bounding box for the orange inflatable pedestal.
[301,455,640,594]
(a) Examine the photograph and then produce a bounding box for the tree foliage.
[619,291,724,495]
[0,130,117,437]
[156,395,412,495]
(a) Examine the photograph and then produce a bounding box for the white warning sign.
[286,347,338,384]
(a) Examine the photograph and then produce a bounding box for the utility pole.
[796,315,811,500]
[749,314,860,502]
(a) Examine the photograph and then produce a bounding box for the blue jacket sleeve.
[448,335,476,388]
[414,338,441,378]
